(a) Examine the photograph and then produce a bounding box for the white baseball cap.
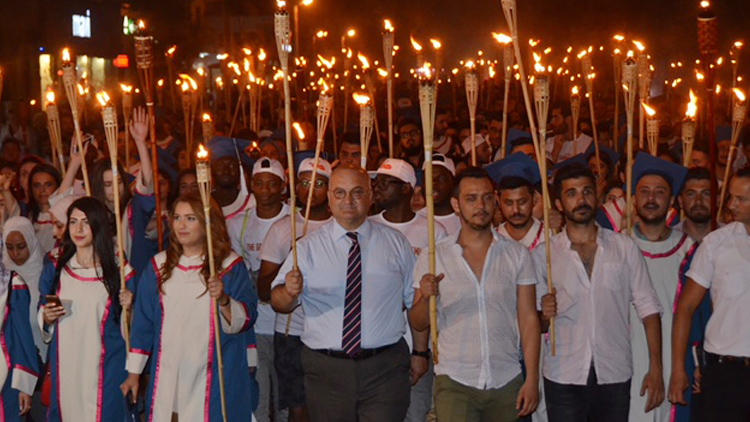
[298,158,332,179]
[423,153,456,176]
[462,133,488,157]
[252,157,286,181]
[373,158,416,187]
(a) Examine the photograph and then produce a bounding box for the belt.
[705,352,750,367]
[312,342,397,361]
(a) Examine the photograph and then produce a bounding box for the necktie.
[342,232,362,356]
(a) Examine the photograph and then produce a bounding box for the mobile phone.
[45,295,63,308]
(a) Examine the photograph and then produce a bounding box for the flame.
[76,83,85,96]
[216,53,229,60]
[715,84,722,94]
[197,144,209,160]
[276,0,287,8]
[613,34,625,42]
[243,57,251,72]
[352,92,371,106]
[318,78,330,94]
[95,91,111,107]
[695,71,705,81]
[181,81,189,92]
[672,78,683,88]
[534,62,546,73]
[734,41,744,49]
[430,39,442,50]
[685,90,698,118]
[622,83,629,92]
[292,122,305,139]
[62,48,71,63]
[383,19,394,32]
[417,62,434,79]
[633,40,646,51]
[627,50,634,58]
[700,1,709,8]
[242,47,252,56]
[464,60,476,70]
[315,30,328,39]
[642,102,656,117]
[577,50,587,59]
[157,79,164,87]
[120,83,133,93]
[197,67,206,77]
[357,53,370,70]
[377,68,388,78]
[317,54,336,69]
[492,32,512,45]
[137,20,146,30]
[346,28,356,37]
[544,47,552,55]
[571,85,580,96]
[179,74,198,90]
[45,89,55,104]
[488,66,496,78]
[734,88,746,103]
[346,49,353,59]
[410,36,423,52]
[529,39,539,47]
[202,113,212,122]
[166,45,177,56]
[215,76,223,88]
[301,0,313,5]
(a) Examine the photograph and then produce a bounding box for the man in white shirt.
[629,154,694,422]
[675,167,713,243]
[670,168,750,420]
[271,166,425,421]
[419,154,461,236]
[258,158,334,422]
[538,163,664,422]
[409,166,541,421]
[228,157,290,422]
[489,153,545,251]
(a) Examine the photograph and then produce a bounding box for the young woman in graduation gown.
[38,197,135,421]
[121,193,258,421]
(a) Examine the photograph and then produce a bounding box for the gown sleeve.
[8,274,41,395]
[219,256,257,335]
[125,259,159,375]
[36,256,58,344]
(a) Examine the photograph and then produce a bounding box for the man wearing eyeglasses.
[398,118,425,169]
[258,158,334,422]
[271,165,424,421]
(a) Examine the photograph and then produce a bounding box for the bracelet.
[411,349,430,359]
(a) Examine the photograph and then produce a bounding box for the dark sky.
[296,0,748,64]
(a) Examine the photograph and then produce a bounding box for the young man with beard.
[670,169,750,420]
[257,158,334,422]
[369,158,442,422]
[419,154,461,236]
[489,153,544,251]
[398,118,425,169]
[538,163,664,422]
[629,154,695,422]
[409,167,541,422]
[675,168,713,242]
[228,157,291,422]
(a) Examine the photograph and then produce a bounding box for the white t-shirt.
[260,212,333,336]
[417,208,461,237]
[371,211,448,256]
[228,204,290,335]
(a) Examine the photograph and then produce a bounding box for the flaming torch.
[465,61,479,166]
[493,32,513,159]
[61,48,91,195]
[579,48,602,168]
[698,0,719,227]
[45,89,65,174]
[120,84,134,169]
[303,83,333,236]
[202,113,215,142]
[682,90,698,166]
[195,144,228,422]
[353,93,374,168]
[417,63,439,363]
[642,102,659,156]
[622,52,638,234]
[718,88,746,220]
[570,85,581,140]
[383,19,395,158]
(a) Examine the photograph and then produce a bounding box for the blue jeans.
[543,367,629,422]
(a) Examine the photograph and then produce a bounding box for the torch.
[121,84,134,170]
[202,113,215,142]
[532,70,557,356]
[45,89,66,174]
[275,0,299,268]
[465,61,479,166]
[493,32,513,160]
[195,144,229,422]
[303,85,333,236]
[718,88,746,221]
[570,86,581,140]
[134,22,164,249]
[622,53,638,234]
[165,45,177,111]
[613,35,625,152]
[411,36,424,68]
[353,93,374,168]
[96,91,129,349]
[358,53,383,154]
[697,0,719,228]
[634,41,649,150]
[417,63,439,364]
[383,19,395,158]
[579,48,602,168]
[61,48,91,196]
[682,90,698,166]
[642,103,659,156]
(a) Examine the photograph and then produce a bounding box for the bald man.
[271,166,427,421]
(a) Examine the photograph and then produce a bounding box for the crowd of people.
[0,55,748,422]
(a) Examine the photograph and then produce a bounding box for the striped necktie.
[342,232,362,356]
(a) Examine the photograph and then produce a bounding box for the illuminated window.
[73,9,91,38]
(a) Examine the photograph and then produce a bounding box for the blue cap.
[551,153,587,176]
[207,137,254,168]
[632,152,688,194]
[486,152,541,186]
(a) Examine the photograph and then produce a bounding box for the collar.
[449,228,502,254]
[558,223,607,249]
[332,218,372,242]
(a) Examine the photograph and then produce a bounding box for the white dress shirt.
[533,226,662,385]
[687,222,750,357]
[497,218,544,251]
[413,231,537,390]
[271,219,416,350]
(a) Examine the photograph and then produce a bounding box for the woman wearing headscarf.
[2,217,45,359]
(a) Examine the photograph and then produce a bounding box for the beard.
[686,205,711,224]
[401,144,421,156]
[507,213,533,230]
[637,203,668,226]
[563,204,595,224]
[460,210,492,231]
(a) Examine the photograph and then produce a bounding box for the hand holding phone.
[43,295,66,325]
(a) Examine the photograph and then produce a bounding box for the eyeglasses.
[300,179,327,189]
[331,187,367,200]
[399,129,420,140]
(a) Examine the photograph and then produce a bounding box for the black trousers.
[301,339,411,422]
[544,367,630,422]
[700,356,750,422]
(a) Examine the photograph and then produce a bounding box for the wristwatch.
[411,349,430,359]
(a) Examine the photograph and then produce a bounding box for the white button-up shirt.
[272,219,416,350]
[686,222,750,357]
[413,231,536,390]
[533,226,662,385]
